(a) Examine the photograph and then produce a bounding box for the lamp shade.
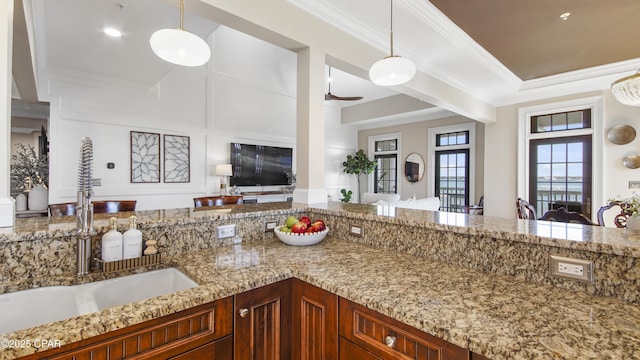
[611,72,640,106]
[369,56,416,86]
[215,164,233,177]
[149,28,211,67]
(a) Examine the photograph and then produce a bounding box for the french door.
[435,149,469,212]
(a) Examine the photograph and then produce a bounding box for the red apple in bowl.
[291,221,308,234]
[310,221,326,232]
[299,215,312,227]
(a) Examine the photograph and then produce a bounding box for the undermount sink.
[0,268,198,335]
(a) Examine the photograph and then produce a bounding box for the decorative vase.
[28,184,48,211]
[626,215,640,231]
[15,193,27,211]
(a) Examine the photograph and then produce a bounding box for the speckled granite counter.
[2,238,639,359]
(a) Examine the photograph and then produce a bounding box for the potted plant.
[10,144,49,210]
[342,149,377,203]
[609,195,640,230]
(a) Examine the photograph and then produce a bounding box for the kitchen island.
[1,202,640,359]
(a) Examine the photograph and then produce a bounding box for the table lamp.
[215,164,233,194]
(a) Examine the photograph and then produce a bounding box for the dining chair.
[193,196,243,207]
[49,200,137,216]
[516,198,536,220]
[597,201,631,228]
[539,207,597,225]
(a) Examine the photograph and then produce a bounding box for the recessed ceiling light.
[104,27,122,38]
[560,12,571,21]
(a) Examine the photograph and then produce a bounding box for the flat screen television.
[229,143,293,186]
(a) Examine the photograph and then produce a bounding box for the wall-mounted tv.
[229,143,293,186]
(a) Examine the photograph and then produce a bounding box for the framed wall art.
[163,134,190,183]
[130,131,161,183]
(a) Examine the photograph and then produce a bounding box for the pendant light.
[149,0,211,67]
[369,0,416,86]
[611,71,640,106]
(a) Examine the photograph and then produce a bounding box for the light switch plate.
[350,224,364,237]
[264,220,278,232]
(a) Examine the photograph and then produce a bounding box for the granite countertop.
[2,237,639,359]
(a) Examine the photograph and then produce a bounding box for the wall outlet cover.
[216,224,236,239]
[549,255,594,283]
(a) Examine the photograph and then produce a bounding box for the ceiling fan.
[324,66,363,101]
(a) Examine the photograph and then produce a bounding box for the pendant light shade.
[369,56,416,87]
[150,0,211,67]
[611,71,640,106]
[369,0,416,87]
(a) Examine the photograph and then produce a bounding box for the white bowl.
[274,227,329,246]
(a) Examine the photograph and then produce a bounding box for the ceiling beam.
[197,0,496,123]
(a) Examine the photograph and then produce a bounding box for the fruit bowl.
[274,227,329,246]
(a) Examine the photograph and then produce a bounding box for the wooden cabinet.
[339,337,382,360]
[339,297,469,360]
[234,279,292,360]
[292,279,338,360]
[21,297,233,360]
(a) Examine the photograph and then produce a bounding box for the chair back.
[539,207,597,225]
[49,202,76,216]
[93,200,137,214]
[597,201,631,228]
[193,196,244,207]
[49,200,137,217]
[516,198,537,219]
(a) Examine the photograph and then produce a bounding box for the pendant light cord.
[179,0,185,30]
[389,0,394,57]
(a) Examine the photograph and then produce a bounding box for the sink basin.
[0,268,198,335]
[92,268,198,310]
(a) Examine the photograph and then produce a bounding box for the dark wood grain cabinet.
[292,278,339,360]
[234,279,292,360]
[339,297,469,360]
[21,297,233,360]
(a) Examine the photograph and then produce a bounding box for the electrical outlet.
[549,255,593,282]
[216,224,236,239]
[630,181,640,189]
[350,224,364,237]
[91,178,101,186]
[264,220,278,232]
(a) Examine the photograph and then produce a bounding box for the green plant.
[610,194,640,217]
[10,143,49,193]
[340,189,353,203]
[342,149,377,203]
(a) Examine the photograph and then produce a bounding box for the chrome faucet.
[77,137,94,275]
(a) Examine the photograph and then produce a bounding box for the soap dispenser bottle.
[123,216,143,259]
[102,217,123,262]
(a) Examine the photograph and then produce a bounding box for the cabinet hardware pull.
[239,308,249,318]
[384,335,396,348]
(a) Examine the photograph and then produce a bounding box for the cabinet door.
[339,337,382,360]
[292,279,338,360]
[169,335,233,360]
[24,297,233,360]
[234,279,292,360]
[339,297,469,360]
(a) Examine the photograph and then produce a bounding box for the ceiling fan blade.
[325,93,363,101]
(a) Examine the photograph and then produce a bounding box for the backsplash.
[2,201,639,305]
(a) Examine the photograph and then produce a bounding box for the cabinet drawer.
[340,337,382,360]
[22,297,233,360]
[169,335,233,360]
[339,298,468,360]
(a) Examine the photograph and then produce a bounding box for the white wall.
[44,25,357,210]
[484,89,640,219]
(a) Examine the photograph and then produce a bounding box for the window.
[518,98,602,221]
[369,134,400,195]
[428,124,476,213]
[528,110,592,218]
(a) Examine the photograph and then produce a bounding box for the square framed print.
[130,131,161,183]
[163,134,190,183]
